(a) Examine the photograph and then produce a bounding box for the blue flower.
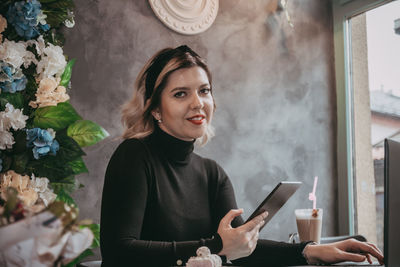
[6,0,50,40]
[40,23,50,31]
[0,77,27,93]
[26,128,60,159]
[0,61,27,93]
[2,64,13,77]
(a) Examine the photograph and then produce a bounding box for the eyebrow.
[170,83,210,92]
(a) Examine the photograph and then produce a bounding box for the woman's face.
[153,66,214,141]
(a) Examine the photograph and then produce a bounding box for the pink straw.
[308,176,318,210]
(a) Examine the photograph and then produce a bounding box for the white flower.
[30,176,50,193]
[0,104,27,149]
[0,129,14,150]
[47,128,56,139]
[27,35,46,57]
[0,112,11,132]
[25,36,67,80]
[38,190,57,206]
[37,10,48,26]
[64,19,75,28]
[64,10,75,28]
[36,43,67,80]
[30,175,57,207]
[0,14,7,42]
[0,39,37,69]
[3,103,28,131]
[29,77,70,108]
[0,39,26,68]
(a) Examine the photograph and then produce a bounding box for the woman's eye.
[200,88,211,94]
[174,91,186,98]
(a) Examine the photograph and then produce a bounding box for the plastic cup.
[295,208,323,243]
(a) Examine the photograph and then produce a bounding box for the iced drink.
[295,208,323,243]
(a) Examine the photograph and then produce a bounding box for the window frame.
[332,0,394,235]
[332,0,393,235]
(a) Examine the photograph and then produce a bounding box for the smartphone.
[245,181,302,231]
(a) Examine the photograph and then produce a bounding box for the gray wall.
[64,0,337,259]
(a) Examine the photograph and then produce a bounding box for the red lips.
[187,115,206,125]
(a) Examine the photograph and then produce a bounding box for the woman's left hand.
[303,238,384,265]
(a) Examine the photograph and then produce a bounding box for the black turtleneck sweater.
[100,126,309,266]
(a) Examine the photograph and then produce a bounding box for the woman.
[100,45,383,266]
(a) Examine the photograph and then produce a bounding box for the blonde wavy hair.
[121,46,215,145]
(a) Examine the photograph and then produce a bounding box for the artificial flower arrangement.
[0,0,107,266]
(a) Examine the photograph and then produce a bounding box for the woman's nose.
[190,94,204,109]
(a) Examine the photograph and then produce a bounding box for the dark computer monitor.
[384,138,400,267]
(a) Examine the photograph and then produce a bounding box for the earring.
[156,112,162,123]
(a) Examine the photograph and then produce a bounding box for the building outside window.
[333,0,400,251]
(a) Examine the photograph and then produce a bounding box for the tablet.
[245,181,302,231]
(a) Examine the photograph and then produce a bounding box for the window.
[333,0,400,250]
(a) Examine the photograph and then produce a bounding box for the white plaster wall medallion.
[149,0,219,35]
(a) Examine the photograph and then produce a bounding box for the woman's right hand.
[217,209,268,261]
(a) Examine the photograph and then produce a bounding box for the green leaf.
[55,187,76,205]
[26,131,85,180]
[33,102,82,131]
[42,0,75,27]
[42,28,66,47]
[68,157,88,175]
[50,176,77,195]
[0,93,24,109]
[56,131,86,161]
[0,98,9,110]
[60,59,76,87]
[42,0,74,10]
[27,158,75,181]
[67,120,109,147]
[62,249,93,267]
[80,223,100,248]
